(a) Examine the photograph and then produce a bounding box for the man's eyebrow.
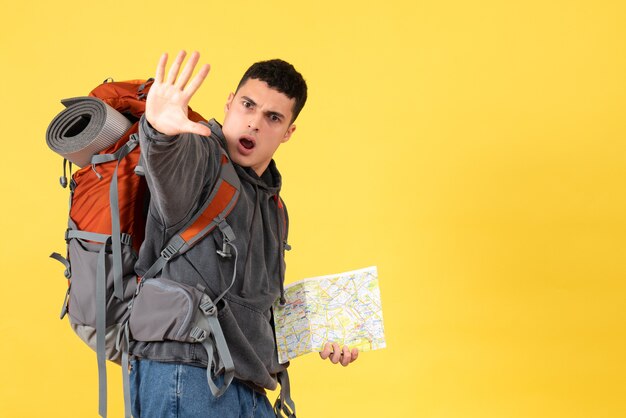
[241,96,257,106]
[265,110,285,120]
[241,96,285,120]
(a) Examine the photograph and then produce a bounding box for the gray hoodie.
[131,115,289,392]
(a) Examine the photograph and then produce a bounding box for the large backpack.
[47,79,243,418]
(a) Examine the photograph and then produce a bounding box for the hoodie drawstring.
[240,184,260,297]
[275,193,288,305]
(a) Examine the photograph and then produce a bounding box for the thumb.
[184,121,212,137]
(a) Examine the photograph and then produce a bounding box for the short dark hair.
[236,59,308,123]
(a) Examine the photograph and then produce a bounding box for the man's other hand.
[319,342,359,367]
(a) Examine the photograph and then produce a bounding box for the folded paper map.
[273,266,386,364]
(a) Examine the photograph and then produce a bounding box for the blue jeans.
[130,359,276,418]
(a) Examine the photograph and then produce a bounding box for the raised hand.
[145,50,212,137]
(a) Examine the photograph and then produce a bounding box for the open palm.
[145,50,212,137]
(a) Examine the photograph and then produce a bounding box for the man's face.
[222,78,296,176]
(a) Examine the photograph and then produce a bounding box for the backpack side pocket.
[67,236,137,362]
[129,278,202,342]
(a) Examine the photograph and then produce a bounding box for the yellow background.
[1,0,625,416]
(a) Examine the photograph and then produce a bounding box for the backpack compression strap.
[91,133,140,302]
[274,370,297,417]
[190,293,236,397]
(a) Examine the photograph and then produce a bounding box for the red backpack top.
[66,80,206,252]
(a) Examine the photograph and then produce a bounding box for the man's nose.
[248,113,262,131]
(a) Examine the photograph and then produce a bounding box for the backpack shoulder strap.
[141,146,240,281]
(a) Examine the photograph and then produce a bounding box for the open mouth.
[239,137,255,150]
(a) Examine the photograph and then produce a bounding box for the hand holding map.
[319,342,359,366]
[273,266,386,364]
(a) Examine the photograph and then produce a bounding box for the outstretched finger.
[184,63,211,99]
[166,50,187,85]
[155,53,168,84]
[176,51,200,90]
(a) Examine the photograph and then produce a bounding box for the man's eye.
[243,101,252,108]
[270,115,280,122]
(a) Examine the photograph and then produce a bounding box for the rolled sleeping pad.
[46,97,132,168]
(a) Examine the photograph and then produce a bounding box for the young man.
[129,51,358,417]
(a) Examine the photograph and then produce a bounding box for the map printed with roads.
[273,266,386,363]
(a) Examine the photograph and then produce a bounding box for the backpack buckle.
[216,240,232,258]
[160,244,178,260]
[216,220,235,258]
[120,233,132,246]
[190,326,207,342]
[200,299,217,316]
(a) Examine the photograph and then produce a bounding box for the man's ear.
[224,92,235,113]
[282,124,296,143]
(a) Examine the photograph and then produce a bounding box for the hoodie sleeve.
[138,115,221,228]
